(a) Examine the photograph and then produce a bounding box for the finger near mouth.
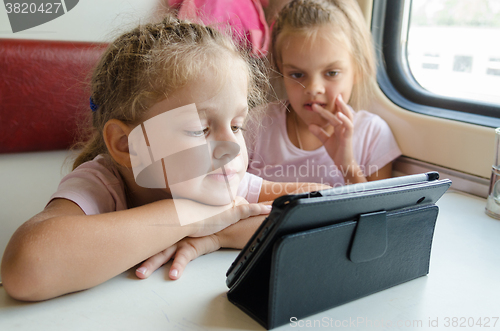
[305,103,327,111]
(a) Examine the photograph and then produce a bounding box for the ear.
[103,119,133,168]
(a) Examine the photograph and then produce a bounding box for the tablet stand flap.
[349,210,387,263]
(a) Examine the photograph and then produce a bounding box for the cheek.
[238,137,249,168]
[325,82,344,97]
[284,83,302,103]
[284,79,301,92]
[176,136,205,150]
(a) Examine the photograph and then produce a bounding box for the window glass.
[407,0,500,105]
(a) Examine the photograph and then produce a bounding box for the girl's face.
[132,56,249,206]
[278,27,356,127]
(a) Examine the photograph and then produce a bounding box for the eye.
[326,70,340,77]
[184,127,209,137]
[290,72,304,79]
[231,125,244,133]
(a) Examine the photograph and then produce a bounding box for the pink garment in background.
[168,0,270,56]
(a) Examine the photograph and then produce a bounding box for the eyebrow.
[237,106,249,116]
[197,105,249,116]
[282,61,345,70]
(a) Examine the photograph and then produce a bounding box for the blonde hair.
[74,15,269,169]
[271,0,376,111]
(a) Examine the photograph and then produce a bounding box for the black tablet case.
[227,183,449,329]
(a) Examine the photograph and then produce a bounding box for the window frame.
[371,0,500,128]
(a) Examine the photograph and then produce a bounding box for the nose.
[305,75,325,96]
[210,125,240,163]
[210,140,240,170]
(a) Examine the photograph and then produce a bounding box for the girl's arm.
[1,197,269,301]
[136,214,269,280]
[366,162,393,181]
[258,179,331,202]
[136,180,331,279]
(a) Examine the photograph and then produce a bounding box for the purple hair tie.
[89,97,99,112]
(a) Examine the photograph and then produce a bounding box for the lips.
[304,101,327,111]
[209,167,237,176]
[206,170,238,182]
[206,161,241,182]
[206,174,237,182]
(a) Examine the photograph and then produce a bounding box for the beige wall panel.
[369,89,495,179]
[356,0,495,179]
[356,0,373,25]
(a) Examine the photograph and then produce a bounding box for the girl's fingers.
[336,95,354,121]
[309,124,331,144]
[233,196,249,207]
[311,103,343,127]
[232,196,271,218]
[168,241,199,280]
[336,111,354,134]
[136,244,178,279]
[190,200,271,237]
[232,202,272,221]
[188,198,247,237]
[169,236,220,280]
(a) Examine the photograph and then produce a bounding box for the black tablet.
[226,172,452,288]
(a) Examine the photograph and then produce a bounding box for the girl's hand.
[184,196,271,238]
[309,94,354,167]
[135,200,271,279]
[135,235,221,280]
[309,95,366,184]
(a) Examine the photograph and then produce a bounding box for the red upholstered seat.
[0,39,106,153]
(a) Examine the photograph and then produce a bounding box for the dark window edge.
[371,0,500,128]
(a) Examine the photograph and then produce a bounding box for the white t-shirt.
[245,102,402,187]
[50,155,263,215]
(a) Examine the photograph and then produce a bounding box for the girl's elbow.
[1,271,37,301]
[1,246,53,301]
[2,266,34,301]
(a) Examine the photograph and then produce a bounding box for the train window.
[372,0,500,127]
[407,0,500,105]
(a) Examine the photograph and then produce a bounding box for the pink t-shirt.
[245,102,402,187]
[50,155,263,215]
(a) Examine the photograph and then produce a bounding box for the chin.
[198,179,242,206]
[195,190,234,206]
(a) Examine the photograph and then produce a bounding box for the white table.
[1,190,499,330]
